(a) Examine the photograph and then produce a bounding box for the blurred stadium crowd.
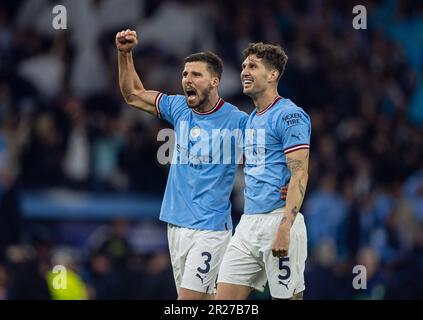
[0,0,422,299]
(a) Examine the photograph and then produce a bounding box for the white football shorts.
[217,208,307,299]
[168,224,232,294]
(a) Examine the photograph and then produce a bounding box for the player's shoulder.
[168,94,187,104]
[277,98,303,112]
[222,100,249,120]
[278,98,310,120]
[161,94,190,114]
[159,93,188,108]
[269,98,311,132]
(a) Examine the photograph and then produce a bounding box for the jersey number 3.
[197,252,212,274]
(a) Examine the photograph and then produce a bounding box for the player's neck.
[253,89,280,113]
[195,93,220,114]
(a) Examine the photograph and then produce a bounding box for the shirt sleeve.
[278,109,311,154]
[155,93,187,127]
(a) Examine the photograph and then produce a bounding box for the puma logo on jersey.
[196,273,205,284]
[279,279,291,290]
[291,134,300,140]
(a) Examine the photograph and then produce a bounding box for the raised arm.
[116,29,159,115]
[272,148,309,257]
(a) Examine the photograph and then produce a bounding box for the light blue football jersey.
[244,96,311,214]
[155,93,248,230]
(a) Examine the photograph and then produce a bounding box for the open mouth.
[243,79,253,87]
[186,89,197,96]
[185,88,198,104]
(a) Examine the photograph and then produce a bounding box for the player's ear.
[211,77,219,88]
[268,69,279,83]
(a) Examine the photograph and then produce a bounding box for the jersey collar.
[256,96,282,115]
[192,98,224,115]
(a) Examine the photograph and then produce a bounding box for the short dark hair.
[242,42,288,80]
[184,51,223,80]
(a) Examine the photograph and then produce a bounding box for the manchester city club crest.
[190,126,201,139]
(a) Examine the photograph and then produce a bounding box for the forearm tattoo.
[287,153,308,174]
[287,158,303,174]
[286,153,308,225]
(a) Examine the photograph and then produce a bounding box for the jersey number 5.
[278,257,291,281]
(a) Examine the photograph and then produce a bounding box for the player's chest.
[175,117,239,159]
[245,117,280,150]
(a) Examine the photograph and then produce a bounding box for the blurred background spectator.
[0,0,422,299]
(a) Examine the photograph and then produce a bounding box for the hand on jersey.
[271,218,291,257]
[116,29,138,52]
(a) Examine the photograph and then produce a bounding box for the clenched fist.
[116,29,138,53]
